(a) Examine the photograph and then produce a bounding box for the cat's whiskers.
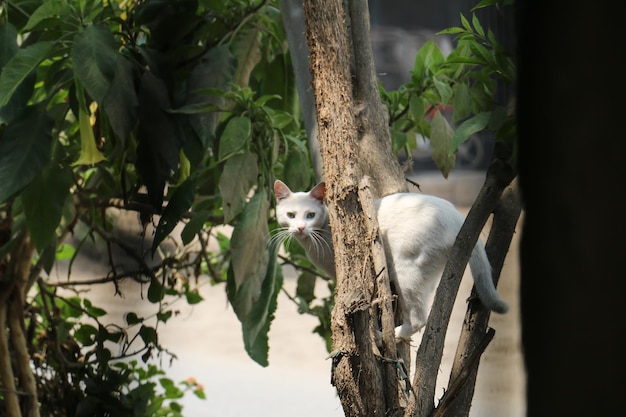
[307,227,332,259]
[266,227,294,251]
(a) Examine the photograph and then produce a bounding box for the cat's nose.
[297,226,305,232]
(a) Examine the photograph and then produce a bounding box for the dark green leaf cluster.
[382,5,516,177]
[0,0,316,413]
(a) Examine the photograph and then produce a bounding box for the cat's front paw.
[394,324,414,342]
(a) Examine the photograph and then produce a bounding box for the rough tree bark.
[0,231,39,417]
[302,0,408,415]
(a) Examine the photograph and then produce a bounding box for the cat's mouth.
[293,229,308,238]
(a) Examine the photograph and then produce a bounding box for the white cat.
[273,180,508,339]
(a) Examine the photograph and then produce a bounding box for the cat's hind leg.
[394,302,429,340]
[393,266,440,341]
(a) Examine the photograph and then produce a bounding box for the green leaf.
[450,111,492,155]
[430,110,455,178]
[139,325,157,344]
[471,13,485,37]
[452,83,472,123]
[147,278,164,303]
[433,77,453,104]
[0,106,53,203]
[408,94,425,123]
[296,271,316,304]
[411,40,444,84]
[152,177,197,256]
[232,26,262,88]
[136,72,184,210]
[180,210,210,245]
[57,296,83,319]
[56,243,76,260]
[0,41,55,107]
[226,188,270,321]
[185,290,204,305]
[22,163,73,251]
[125,312,143,325]
[193,389,206,399]
[218,116,252,160]
[469,42,495,68]
[74,324,98,346]
[0,23,35,124]
[83,299,107,318]
[25,0,74,31]
[186,45,237,150]
[102,55,138,142]
[242,233,283,366]
[219,151,258,223]
[0,23,18,68]
[72,24,119,103]
[283,148,311,192]
[156,310,172,323]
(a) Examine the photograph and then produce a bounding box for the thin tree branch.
[407,157,516,417]
[443,178,522,417]
[432,328,496,417]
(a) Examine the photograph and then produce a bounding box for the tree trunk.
[302,0,408,415]
[0,231,39,417]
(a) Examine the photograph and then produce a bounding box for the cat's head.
[273,180,328,239]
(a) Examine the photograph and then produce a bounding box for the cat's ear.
[309,182,326,203]
[274,180,292,201]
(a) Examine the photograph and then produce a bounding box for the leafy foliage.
[0,0,314,414]
[382,5,516,177]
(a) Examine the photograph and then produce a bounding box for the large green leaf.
[102,55,138,142]
[450,111,491,155]
[0,106,53,203]
[430,109,455,178]
[227,188,270,322]
[283,148,311,192]
[151,177,197,256]
[24,0,74,31]
[0,23,35,124]
[217,116,251,160]
[452,82,472,123]
[232,27,262,88]
[136,72,184,210]
[72,24,119,103]
[180,210,210,245]
[219,152,258,224]
[0,41,55,107]
[186,45,236,150]
[22,163,73,251]
[411,40,444,85]
[242,240,283,366]
[0,23,18,68]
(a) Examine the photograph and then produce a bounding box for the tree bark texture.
[0,231,39,417]
[302,0,408,415]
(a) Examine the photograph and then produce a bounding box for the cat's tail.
[469,240,509,314]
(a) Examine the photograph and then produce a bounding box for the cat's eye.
[286,212,295,219]
[306,212,316,219]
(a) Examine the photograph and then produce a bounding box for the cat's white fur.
[273,180,508,340]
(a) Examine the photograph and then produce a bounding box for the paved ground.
[54,169,525,417]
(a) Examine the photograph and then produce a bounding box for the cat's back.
[375,192,463,242]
